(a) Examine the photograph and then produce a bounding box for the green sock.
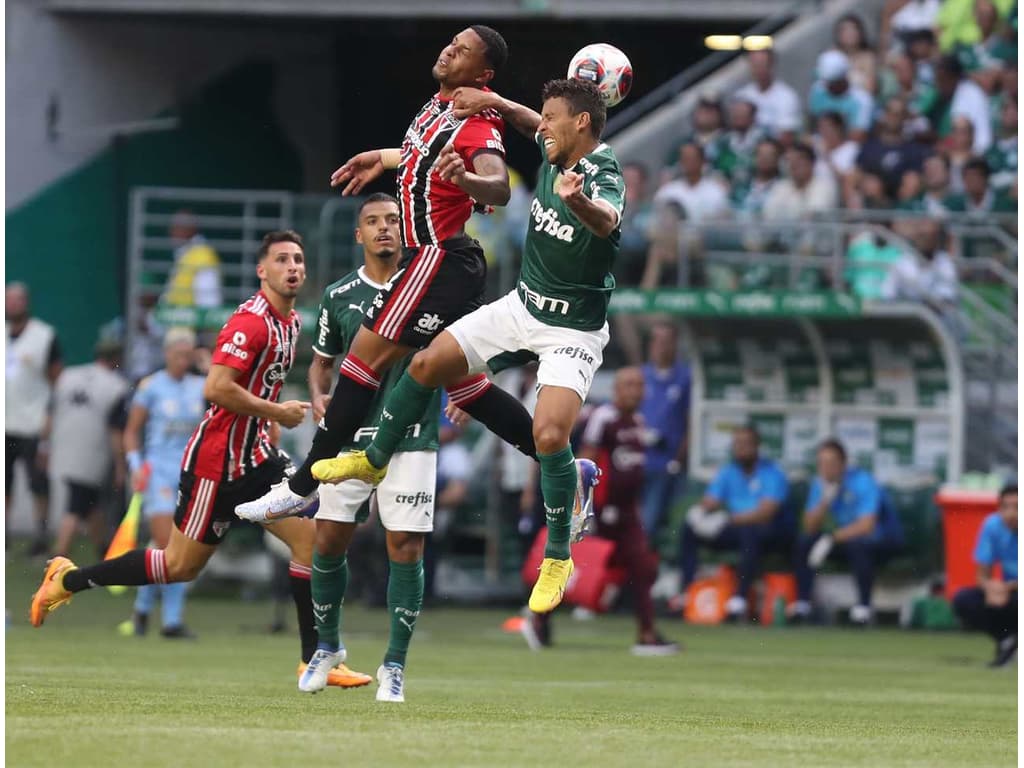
[311,551,348,651]
[539,446,577,560]
[365,372,437,469]
[383,559,424,668]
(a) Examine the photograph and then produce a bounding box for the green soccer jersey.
[313,267,439,453]
[518,134,624,331]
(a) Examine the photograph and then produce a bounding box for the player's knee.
[532,421,570,455]
[408,349,446,388]
[387,532,425,563]
[164,554,202,582]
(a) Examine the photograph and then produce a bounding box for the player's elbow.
[203,378,229,408]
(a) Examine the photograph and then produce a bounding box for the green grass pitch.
[5,555,1016,768]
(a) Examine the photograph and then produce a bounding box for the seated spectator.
[678,425,788,622]
[844,230,906,298]
[943,115,977,193]
[653,143,731,222]
[662,94,724,182]
[878,51,937,128]
[832,13,879,94]
[813,112,860,184]
[904,28,939,86]
[881,219,958,312]
[879,0,941,53]
[735,48,803,143]
[952,483,1017,668]
[732,138,783,219]
[845,170,895,210]
[614,162,655,286]
[957,0,1017,94]
[713,97,764,188]
[855,96,933,197]
[936,0,1016,52]
[790,439,901,626]
[900,151,958,212]
[986,97,1018,191]
[945,156,1017,214]
[930,54,993,153]
[763,143,839,221]
[808,51,875,143]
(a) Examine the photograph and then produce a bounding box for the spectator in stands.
[662,94,724,182]
[736,49,802,143]
[5,282,62,556]
[161,209,222,309]
[952,483,1017,668]
[931,54,992,153]
[902,153,957,212]
[678,425,788,622]
[833,14,879,94]
[946,156,1017,214]
[855,96,933,197]
[639,323,690,545]
[763,143,838,221]
[616,162,655,286]
[878,51,937,127]
[713,97,764,188]
[845,170,895,210]
[957,0,1017,94]
[790,439,899,627]
[881,218,958,312]
[813,112,860,184]
[47,337,129,559]
[733,138,783,218]
[808,51,874,143]
[879,0,941,53]
[936,0,1016,52]
[655,143,731,222]
[986,97,1018,191]
[943,115,977,193]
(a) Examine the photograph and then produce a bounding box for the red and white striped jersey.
[182,291,300,481]
[397,90,506,248]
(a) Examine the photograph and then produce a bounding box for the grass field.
[5,553,1017,768]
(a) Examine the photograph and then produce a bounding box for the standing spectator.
[985,97,1018,191]
[736,49,803,143]
[639,323,690,544]
[808,51,875,143]
[678,425,788,622]
[791,439,902,626]
[931,55,993,153]
[833,14,879,94]
[161,210,222,309]
[855,96,933,197]
[523,368,679,655]
[813,112,861,184]
[881,219,958,312]
[123,328,205,639]
[713,97,764,188]
[47,337,130,559]
[5,282,62,555]
[952,483,1017,668]
[763,143,839,221]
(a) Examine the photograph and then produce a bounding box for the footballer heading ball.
[567,43,633,108]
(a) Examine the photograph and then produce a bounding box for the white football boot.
[298,647,347,693]
[235,480,318,523]
[375,663,406,703]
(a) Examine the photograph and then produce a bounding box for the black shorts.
[5,434,49,496]
[65,480,101,519]
[362,235,487,349]
[175,454,290,546]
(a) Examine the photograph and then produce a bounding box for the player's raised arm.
[453,87,541,138]
[436,143,511,206]
[329,148,402,196]
[556,170,618,238]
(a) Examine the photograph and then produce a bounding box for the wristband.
[380,148,402,169]
[126,450,143,474]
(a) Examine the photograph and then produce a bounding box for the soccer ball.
[567,43,633,108]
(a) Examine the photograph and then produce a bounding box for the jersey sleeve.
[312,287,342,358]
[210,312,268,374]
[131,375,156,411]
[587,164,625,225]
[454,114,506,166]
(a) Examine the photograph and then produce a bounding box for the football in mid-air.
[567,43,633,108]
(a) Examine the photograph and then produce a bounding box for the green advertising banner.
[608,289,862,317]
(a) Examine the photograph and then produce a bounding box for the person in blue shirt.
[639,323,691,545]
[791,439,897,626]
[952,483,1017,667]
[123,328,206,638]
[679,425,788,621]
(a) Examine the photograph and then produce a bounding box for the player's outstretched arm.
[453,87,540,138]
[329,148,401,196]
[204,364,310,428]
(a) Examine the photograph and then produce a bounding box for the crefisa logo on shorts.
[396,491,433,507]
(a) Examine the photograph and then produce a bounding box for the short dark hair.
[818,438,848,463]
[358,192,399,218]
[258,229,304,260]
[963,156,991,178]
[789,142,816,164]
[623,161,649,180]
[470,25,508,74]
[819,110,847,134]
[835,13,871,51]
[1000,483,1018,501]
[541,78,607,138]
[937,53,964,79]
[680,141,705,162]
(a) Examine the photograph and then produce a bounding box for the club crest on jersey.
[530,198,575,242]
[212,520,231,538]
[262,362,288,388]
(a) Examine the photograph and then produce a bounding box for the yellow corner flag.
[105,464,149,595]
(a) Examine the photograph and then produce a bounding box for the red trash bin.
[935,487,1000,600]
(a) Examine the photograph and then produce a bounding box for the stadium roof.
[45,0,801,20]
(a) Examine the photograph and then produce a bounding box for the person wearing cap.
[735,49,803,143]
[808,50,875,143]
[46,334,130,560]
[122,328,206,638]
